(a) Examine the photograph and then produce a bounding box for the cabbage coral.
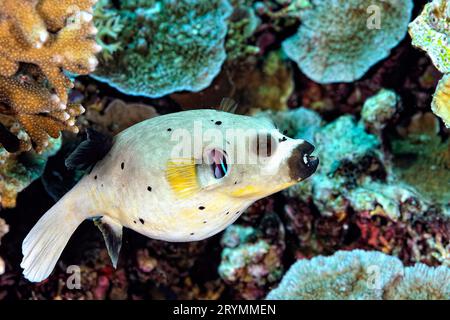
[267,250,450,300]
[282,0,413,83]
[0,0,100,152]
[93,0,233,98]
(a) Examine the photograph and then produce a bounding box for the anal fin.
[94,216,123,268]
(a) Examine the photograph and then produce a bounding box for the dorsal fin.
[65,128,113,170]
[220,97,239,114]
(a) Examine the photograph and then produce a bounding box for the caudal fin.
[21,196,85,282]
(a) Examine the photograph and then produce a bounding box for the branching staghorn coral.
[0,0,101,152]
[410,0,450,127]
[283,0,413,83]
[266,250,450,300]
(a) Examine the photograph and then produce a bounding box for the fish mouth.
[288,141,319,181]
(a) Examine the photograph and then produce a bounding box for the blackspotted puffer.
[21,107,319,282]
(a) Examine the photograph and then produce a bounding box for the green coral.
[267,250,450,300]
[283,0,413,83]
[409,0,450,73]
[93,0,232,98]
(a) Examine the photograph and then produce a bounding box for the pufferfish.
[21,100,319,282]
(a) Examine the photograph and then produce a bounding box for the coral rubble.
[267,250,450,300]
[0,0,99,152]
[93,0,233,98]
[283,0,413,83]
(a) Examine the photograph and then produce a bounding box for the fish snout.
[287,141,319,181]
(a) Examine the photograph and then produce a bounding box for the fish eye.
[206,148,228,179]
[254,133,277,157]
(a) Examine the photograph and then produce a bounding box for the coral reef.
[0,136,61,208]
[267,250,450,300]
[92,0,233,98]
[0,0,99,152]
[283,0,414,83]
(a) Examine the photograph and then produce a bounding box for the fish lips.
[288,141,319,181]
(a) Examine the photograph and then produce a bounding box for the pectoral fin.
[94,216,123,268]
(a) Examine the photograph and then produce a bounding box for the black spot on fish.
[234,181,238,184]
[101,184,104,187]
[139,218,145,224]
[167,128,172,132]
[199,206,205,210]
[190,232,195,235]
[133,220,137,224]
[121,162,124,170]
[279,137,287,143]
[236,211,240,215]
[226,212,229,215]
[215,121,222,125]
[147,186,152,192]
[203,221,207,224]
[94,175,98,180]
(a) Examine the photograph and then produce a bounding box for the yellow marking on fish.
[166,158,200,199]
[231,182,296,198]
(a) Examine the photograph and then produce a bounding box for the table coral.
[0,0,100,152]
[266,250,450,300]
[92,0,232,98]
[282,0,413,83]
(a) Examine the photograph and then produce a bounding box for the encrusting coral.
[266,250,450,300]
[283,0,413,83]
[93,0,233,98]
[0,0,100,152]
[409,0,450,127]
